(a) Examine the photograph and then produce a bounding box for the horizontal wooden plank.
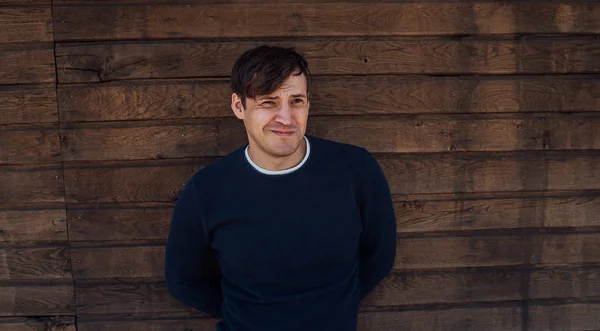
[0,85,57,125]
[396,195,600,233]
[59,115,600,162]
[0,164,64,203]
[396,233,600,269]
[68,205,171,241]
[53,3,600,41]
[77,316,216,331]
[0,124,61,164]
[63,159,210,203]
[357,307,522,331]
[0,316,75,331]
[0,8,52,44]
[75,282,190,314]
[71,245,164,280]
[0,285,74,316]
[0,45,54,85]
[55,39,600,83]
[378,152,600,195]
[75,306,522,331]
[57,76,600,122]
[530,268,600,300]
[62,152,600,202]
[528,302,600,331]
[0,209,67,243]
[0,246,70,281]
[0,0,50,5]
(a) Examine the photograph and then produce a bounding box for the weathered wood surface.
[62,153,600,202]
[1,124,61,165]
[0,246,71,281]
[53,3,600,41]
[55,39,600,83]
[0,8,52,44]
[57,77,600,122]
[0,164,64,203]
[0,316,76,331]
[528,302,600,331]
[0,285,74,316]
[0,208,67,244]
[0,45,54,85]
[0,85,57,125]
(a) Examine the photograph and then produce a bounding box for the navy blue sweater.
[165,135,396,331]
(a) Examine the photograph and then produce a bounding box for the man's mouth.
[271,130,295,137]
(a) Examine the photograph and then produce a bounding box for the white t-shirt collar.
[245,136,310,175]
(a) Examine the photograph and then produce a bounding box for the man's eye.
[261,101,275,106]
[293,99,304,104]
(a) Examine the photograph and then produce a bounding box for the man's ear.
[231,93,245,120]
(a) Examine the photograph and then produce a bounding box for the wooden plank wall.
[1,1,599,330]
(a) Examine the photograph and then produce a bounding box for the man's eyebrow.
[291,93,307,98]
[257,96,278,100]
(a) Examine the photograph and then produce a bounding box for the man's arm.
[164,175,223,317]
[358,149,397,300]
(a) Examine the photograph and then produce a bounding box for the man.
[165,45,397,331]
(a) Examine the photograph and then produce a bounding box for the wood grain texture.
[67,204,171,242]
[0,209,67,243]
[59,119,245,161]
[75,282,191,314]
[77,316,217,331]
[0,124,61,164]
[396,233,600,269]
[357,307,522,331]
[0,0,50,5]
[55,39,600,83]
[58,115,600,162]
[0,164,64,203]
[74,307,522,331]
[528,302,600,331]
[63,159,213,203]
[62,152,600,202]
[53,3,600,41]
[396,195,600,233]
[0,8,52,44]
[0,85,57,125]
[0,285,74,316]
[0,246,70,281]
[378,152,600,195]
[0,316,75,331]
[71,245,165,280]
[57,77,600,122]
[530,268,600,300]
[0,46,54,85]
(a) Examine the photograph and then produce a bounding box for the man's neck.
[247,137,307,172]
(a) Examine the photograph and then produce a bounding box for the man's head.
[230,45,311,160]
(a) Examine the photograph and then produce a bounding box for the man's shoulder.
[187,145,244,186]
[308,135,370,162]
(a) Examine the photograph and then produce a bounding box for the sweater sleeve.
[357,149,397,300]
[164,174,223,317]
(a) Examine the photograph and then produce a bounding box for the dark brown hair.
[230,45,311,108]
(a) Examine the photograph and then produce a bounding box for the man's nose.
[275,103,292,125]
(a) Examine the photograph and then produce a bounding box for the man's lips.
[271,129,295,136]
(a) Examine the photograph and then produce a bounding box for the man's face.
[232,73,309,159]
